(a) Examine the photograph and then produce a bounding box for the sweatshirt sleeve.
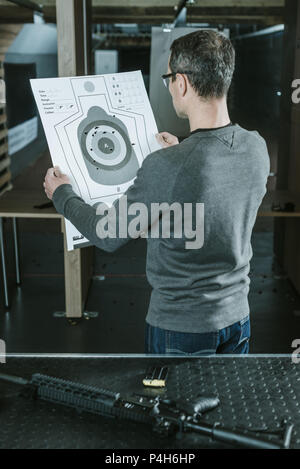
[52,151,171,252]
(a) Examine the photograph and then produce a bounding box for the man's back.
[144,124,270,333]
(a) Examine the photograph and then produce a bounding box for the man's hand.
[43,166,70,200]
[156,132,179,148]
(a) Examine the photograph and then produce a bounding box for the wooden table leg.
[62,219,94,318]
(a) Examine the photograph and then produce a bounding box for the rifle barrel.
[186,421,283,449]
[0,373,28,386]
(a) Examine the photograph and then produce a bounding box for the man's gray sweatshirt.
[52,124,270,333]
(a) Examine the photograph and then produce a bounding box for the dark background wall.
[232,30,283,130]
[231,29,283,192]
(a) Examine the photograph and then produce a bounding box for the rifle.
[0,372,294,449]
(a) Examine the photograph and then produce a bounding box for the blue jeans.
[145,316,250,355]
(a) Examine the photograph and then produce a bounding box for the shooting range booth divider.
[0,25,22,198]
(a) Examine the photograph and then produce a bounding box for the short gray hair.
[169,30,235,99]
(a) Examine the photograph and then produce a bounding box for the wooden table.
[258,190,300,217]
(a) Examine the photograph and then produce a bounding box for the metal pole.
[5,0,43,13]
[0,218,9,308]
[12,218,21,285]
[174,0,188,26]
[83,0,88,75]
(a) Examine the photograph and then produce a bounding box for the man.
[44,30,270,355]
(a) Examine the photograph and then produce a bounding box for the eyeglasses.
[161,71,194,88]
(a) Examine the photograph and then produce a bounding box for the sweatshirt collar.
[189,122,233,136]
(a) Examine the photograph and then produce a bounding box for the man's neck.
[186,96,231,132]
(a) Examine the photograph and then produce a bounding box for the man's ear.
[177,74,188,97]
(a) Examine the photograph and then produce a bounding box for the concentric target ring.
[80,119,132,171]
